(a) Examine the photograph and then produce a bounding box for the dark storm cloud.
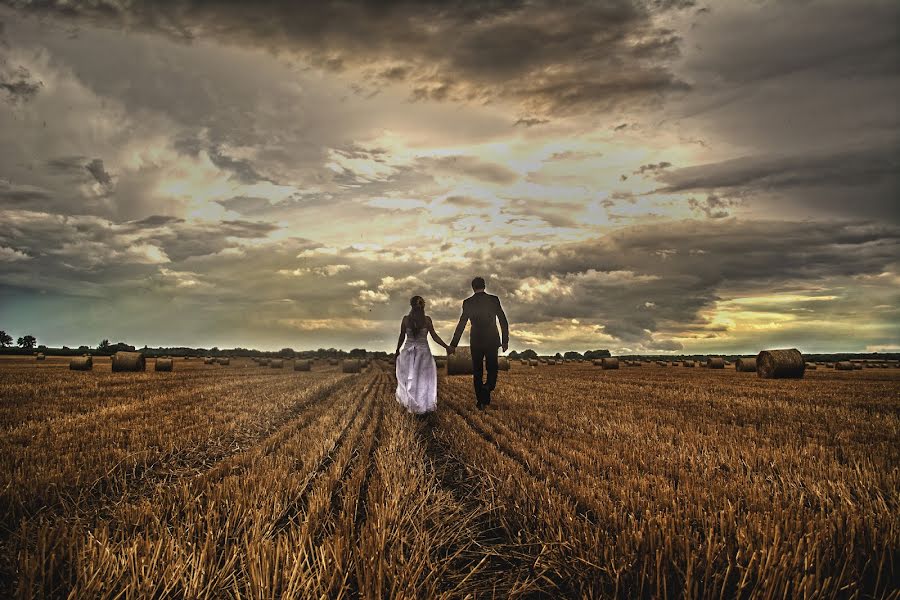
[514,117,549,127]
[418,219,900,344]
[207,146,266,184]
[633,161,671,176]
[84,158,112,186]
[656,145,898,193]
[0,181,52,203]
[2,0,694,116]
[417,155,518,184]
[0,61,41,103]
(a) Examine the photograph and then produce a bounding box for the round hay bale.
[112,351,146,372]
[155,358,174,372]
[69,356,93,371]
[707,357,725,369]
[601,357,619,370]
[835,361,854,370]
[269,359,284,368]
[656,360,667,367]
[756,348,805,379]
[216,357,230,366]
[341,359,361,373]
[805,363,817,370]
[852,363,863,370]
[294,359,311,371]
[498,357,510,371]
[328,358,339,366]
[547,360,556,365]
[529,359,539,366]
[632,361,642,367]
[683,360,695,367]
[258,358,270,366]
[735,358,756,372]
[447,347,473,376]
[35,353,46,361]
[204,357,215,365]
[592,359,604,366]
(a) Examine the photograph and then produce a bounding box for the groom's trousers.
[470,345,499,400]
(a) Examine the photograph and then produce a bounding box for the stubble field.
[1,356,898,599]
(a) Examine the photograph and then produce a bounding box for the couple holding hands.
[394,277,509,413]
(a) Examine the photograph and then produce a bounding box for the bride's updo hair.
[408,295,426,336]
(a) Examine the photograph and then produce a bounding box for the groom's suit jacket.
[450,291,509,350]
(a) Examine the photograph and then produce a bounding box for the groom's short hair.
[471,276,486,291]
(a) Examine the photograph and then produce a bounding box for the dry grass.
[0,357,897,598]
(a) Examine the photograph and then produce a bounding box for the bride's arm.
[426,317,449,349]
[395,316,407,355]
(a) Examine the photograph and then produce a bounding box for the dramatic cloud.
[2,0,695,116]
[0,0,897,353]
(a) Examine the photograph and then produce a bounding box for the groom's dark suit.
[450,291,509,405]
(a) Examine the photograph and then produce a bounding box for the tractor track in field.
[270,372,380,535]
[396,374,551,598]
[442,382,606,527]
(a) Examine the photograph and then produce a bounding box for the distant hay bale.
[270,359,284,368]
[853,363,863,370]
[155,358,174,372]
[35,353,46,361]
[216,358,230,366]
[547,360,556,365]
[259,358,270,366]
[204,357,215,365]
[632,361,642,367]
[592,359,604,366]
[112,351,146,372]
[69,356,93,371]
[805,363,817,370]
[756,349,805,379]
[447,347,473,376]
[707,357,725,369]
[683,360,695,367]
[656,360,667,367]
[498,357,510,371]
[835,361,854,370]
[735,358,757,372]
[601,358,619,370]
[529,359,539,366]
[342,359,361,373]
[328,358,339,366]
[294,359,311,371]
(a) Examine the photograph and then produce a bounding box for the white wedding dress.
[395,326,437,414]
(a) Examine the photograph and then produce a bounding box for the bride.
[394,295,450,414]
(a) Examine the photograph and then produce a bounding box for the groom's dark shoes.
[476,387,488,409]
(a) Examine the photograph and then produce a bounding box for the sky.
[0,0,898,355]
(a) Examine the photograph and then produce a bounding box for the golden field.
[0,356,897,599]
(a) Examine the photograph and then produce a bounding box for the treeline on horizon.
[0,332,897,362]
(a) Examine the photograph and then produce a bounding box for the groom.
[448,277,509,409]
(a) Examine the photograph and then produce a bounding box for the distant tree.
[109,342,136,353]
[98,339,110,351]
[17,335,36,349]
[349,348,367,358]
[0,330,12,348]
[564,351,583,360]
[508,350,519,358]
[554,352,563,359]
[77,345,89,351]
[584,349,611,359]
[520,349,538,359]
[280,347,295,358]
